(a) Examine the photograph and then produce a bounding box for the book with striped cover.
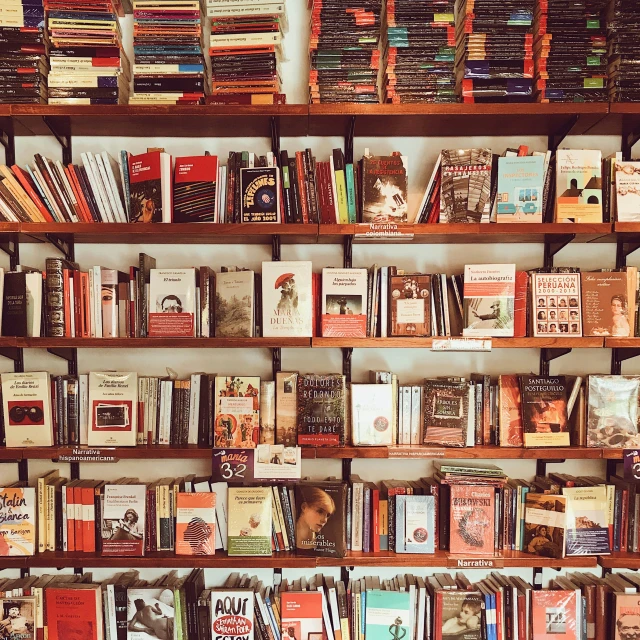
[173,155,218,223]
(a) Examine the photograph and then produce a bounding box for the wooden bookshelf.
[599,553,640,569]
[605,338,640,348]
[312,337,604,348]
[20,337,311,348]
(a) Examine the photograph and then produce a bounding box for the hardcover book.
[615,161,640,222]
[0,596,36,640]
[294,481,347,557]
[562,486,610,556]
[498,374,523,447]
[46,585,103,640]
[128,150,172,223]
[581,271,631,337]
[463,264,516,337]
[496,155,544,222]
[262,261,313,337]
[241,167,280,223]
[148,269,196,337]
[276,371,298,446]
[214,270,255,338]
[297,373,347,447]
[321,268,368,338]
[364,590,411,640]
[281,591,323,640]
[211,591,254,640]
[361,154,409,223]
[389,274,431,337]
[126,587,175,640]
[0,487,35,556]
[524,493,566,559]
[449,484,495,555]
[436,590,483,639]
[214,376,260,448]
[350,383,394,446]
[101,484,146,557]
[227,486,272,556]
[531,590,577,640]
[87,371,138,447]
[173,155,218,223]
[422,379,470,447]
[520,374,569,447]
[175,492,216,556]
[1,371,53,447]
[533,273,582,337]
[556,149,603,223]
[395,494,436,554]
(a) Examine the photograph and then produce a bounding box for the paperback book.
[389,274,431,337]
[581,271,631,337]
[128,151,172,223]
[211,591,254,640]
[214,376,260,448]
[276,372,298,446]
[126,587,175,640]
[524,493,566,559]
[101,484,146,557]
[296,374,347,447]
[615,161,640,222]
[496,155,545,223]
[449,484,495,555]
[0,487,35,556]
[148,269,196,337]
[520,375,570,447]
[280,591,323,640]
[364,590,411,640]
[422,379,470,447]
[350,383,394,446]
[173,155,218,223]
[555,149,603,223]
[395,494,436,554]
[533,273,582,337]
[531,590,577,640]
[227,487,272,556]
[361,154,409,223]
[175,492,216,556]
[215,270,255,338]
[562,486,610,556]
[46,586,103,640]
[321,268,368,338]
[241,167,280,223]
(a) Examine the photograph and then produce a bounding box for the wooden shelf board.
[312,446,601,459]
[21,337,311,348]
[311,337,604,349]
[605,338,640,348]
[598,553,640,569]
[615,222,640,235]
[600,450,625,460]
[22,445,213,460]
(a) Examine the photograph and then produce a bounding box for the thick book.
[496,155,545,223]
[126,587,175,640]
[389,274,431,337]
[350,383,394,446]
[520,374,569,447]
[615,161,640,222]
[395,494,436,554]
[563,486,610,557]
[46,585,103,640]
[364,590,411,640]
[533,272,582,338]
[1,270,28,337]
[148,268,196,337]
[556,149,603,223]
[449,484,495,555]
[227,486,272,556]
[294,481,347,557]
[463,263,516,337]
[173,155,218,223]
[531,590,577,639]
[321,267,368,338]
[361,153,409,223]
[240,167,280,223]
[524,493,566,559]
[176,492,216,556]
[211,591,254,640]
[0,487,35,556]
[422,379,470,447]
[281,591,323,640]
[101,484,146,557]
[296,373,347,447]
[276,371,298,446]
[128,151,172,223]
[214,270,255,338]
[214,376,260,448]
[581,271,631,337]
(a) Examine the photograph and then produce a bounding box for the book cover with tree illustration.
[215,271,254,338]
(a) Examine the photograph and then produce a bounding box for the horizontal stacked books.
[309,0,381,103]
[131,0,206,105]
[607,0,640,102]
[534,0,608,102]
[0,0,47,104]
[381,0,456,104]
[205,0,287,106]
[455,0,535,102]
[45,0,130,105]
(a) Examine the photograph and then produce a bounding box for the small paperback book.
[227,486,272,556]
[615,161,640,222]
[463,264,516,337]
[126,587,176,640]
[294,481,347,557]
[215,270,255,338]
[389,274,431,336]
[562,486,610,556]
[364,590,411,640]
[532,272,582,337]
[280,591,324,640]
[422,379,470,447]
[524,493,566,559]
[361,153,409,223]
[555,149,603,223]
[449,484,495,555]
[581,271,631,337]
[101,484,146,557]
[214,376,260,448]
[173,155,218,223]
[395,494,435,554]
[241,167,280,223]
[175,492,216,556]
[87,371,138,447]
[128,150,172,223]
[1,372,53,448]
[519,375,569,447]
[148,268,196,337]
[436,590,483,640]
[496,155,545,223]
[321,268,368,337]
[297,374,347,447]
[350,383,394,446]
[531,590,577,640]
[211,591,254,640]
[0,596,36,640]
[0,487,35,556]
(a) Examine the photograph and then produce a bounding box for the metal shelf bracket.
[540,348,571,376]
[270,116,280,159]
[611,348,640,375]
[343,235,353,269]
[616,239,640,268]
[0,232,20,270]
[342,347,353,384]
[42,116,72,165]
[0,127,15,167]
[548,115,580,152]
[345,116,356,164]
[47,347,78,376]
[272,347,281,381]
[622,125,640,161]
[45,233,75,262]
[543,234,576,270]
[272,234,281,262]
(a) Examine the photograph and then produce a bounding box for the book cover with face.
[101,484,146,557]
[214,376,260,448]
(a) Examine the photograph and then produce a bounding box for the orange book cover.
[81,272,91,338]
[281,591,323,640]
[531,590,578,640]
[175,492,216,556]
[11,165,53,222]
[66,165,91,223]
[81,482,97,553]
[448,484,495,555]
[498,374,523,447]
[46,586,101,640]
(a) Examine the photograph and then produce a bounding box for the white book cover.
[351,383,394,446]
[88,371,138,447]
[126,588,175,640]
[101,484,146,557]
[462,263,516,337]
[25,271,41,337]
[615,161,640,222]
[321,268,368,338]
[262,261,313,337]
[1,372,53,447]
[396,495,436,554]
[148,269,196,337]
[211,591,254,640]
[533,273,582,337]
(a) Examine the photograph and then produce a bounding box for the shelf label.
[212,448,255,484]
[254,444,302,480]
[388,447,446,459]
[447,556,504,569]
[623,449,640,483]
[432,338,492,352]
[355,223,414,240]
[57,448,118,463]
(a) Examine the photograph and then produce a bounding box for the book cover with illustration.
[422,379,470,447]
[126,587,175,640]
[364,590,411,640]
[321,268,368,338]
[531,590,577,640]
[215,270,255,338]
[389,274,431,337]
[0,596,36,640]
[581,271,631,337]
[519,375,569,447]
[175,492,216,556]
[524,493,566,559]
[533,273,582,337]
[0,487,35,556]
[128,151,171,223]
[276,371,298,446]
[449,484,495,555]
[556,149,603,223]
[615,161,640,222]
[241,167,280,223]
[463,264,516,337]
[281,591,323,640]
[562,486,610,556]
[148,269,196,337]
[614,593,640,640]
[214,376,260,448]
[211,591,254,640]
[296,374,346,447]
[101,484,146,557]
[395,494,436,554]
[46,585,102,640]
[361,154,409,223]
[227,487,272,556]
[173,155,218,223]
[498,374,523,447]
[435,590,483,640]
[496,155,545,223]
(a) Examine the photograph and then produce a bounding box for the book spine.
[45,258,65,337]
[295,151,309,224]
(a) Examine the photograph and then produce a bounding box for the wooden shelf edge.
[312,337,604,348]
[19,338,311,348]
[598,554,640,569]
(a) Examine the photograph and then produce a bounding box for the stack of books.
[131,0,206,105]
[607,0,640,102]
[309,0,381,103]
[455,0,535,102]
[205,0,287,105]
[382,0,456,103]
[0,0,48,103]
[533,0,608,102]
[45,0,130,105]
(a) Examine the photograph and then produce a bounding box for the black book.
[2,271,27,336]
[280,150,294,223]
[240,167,279,223]
[137,252,156,338]
[288,155,303,223]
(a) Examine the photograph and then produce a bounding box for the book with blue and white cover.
[496,156,545,223]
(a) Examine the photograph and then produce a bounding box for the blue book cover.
[395,495,435,554]
[496,155,544,222]
[365,591,411,640]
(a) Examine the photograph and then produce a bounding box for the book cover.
[211,591,254,640]
[531,590,577,640]
[350,383,394,446]
[463,263,515,337]
[0,487,35,556]
[614,593,640,640]
[0,596,36,640]
[321,268,368,338]
[126,587,175,640]
[496,155,544,222]
[294,481,347,557]
[46,586,102,640]
[276,372,298,446]
[128,151,171,223]
[215,270,254,338]
[1,372,53,447]
[587,375,640,448]
[241,167,279,223]
[214,376,260,448]
[498,374,523,447]
[581,271,631,337]
[395,494,436,554]
[101,484,146,557]
[296,373,347,447]
[2,271,27,337]
[259,380,275,444]
[227,486,272,556]
[422,379,470,447]
[514,270,529,338]
[556,149,603,223]
[533,273,582,337]
[389,274,431,337]
[175,492,216,556]
[361,154,409,223]
[173,155,218,223]
[87,371,138,447]
[562,486,610,556]
[148,269,196,337]
[615,161,640,222]
[436,590,483,639]
[524,493,566,559]
[281,592,323,640]
[449,484,495,555]
[262,261,313,338]
[520,374,569,447]
[364,590,411,640]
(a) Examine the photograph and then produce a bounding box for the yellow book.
[37,470,58,553]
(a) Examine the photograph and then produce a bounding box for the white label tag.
[432,338,492,352]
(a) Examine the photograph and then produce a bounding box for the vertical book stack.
[607,0,640,102]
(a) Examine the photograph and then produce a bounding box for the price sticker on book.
[212,449,255,484]
[623,449,640,483]
[431,338,492,352]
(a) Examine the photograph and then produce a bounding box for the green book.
[332,149,349,224]
[365,590,411,640]
[346,163,357,223]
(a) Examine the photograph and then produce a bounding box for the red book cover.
[81,272,91,338]
[66,483,75,552]
[296,151,309,224]
[67,165,92,223]
[531,590,578,640]
[448,484,495,555]
[173,155,218,223]
[81,483,96,553]
[498,374,523,447]
[514,270,528,337]
[128,151,163,223]
[11,165,54,222]
[280,592,323,640]
[73,482,83,553]
[64,165,89,223]
[45,586,101,640]
[62,269,71,337]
